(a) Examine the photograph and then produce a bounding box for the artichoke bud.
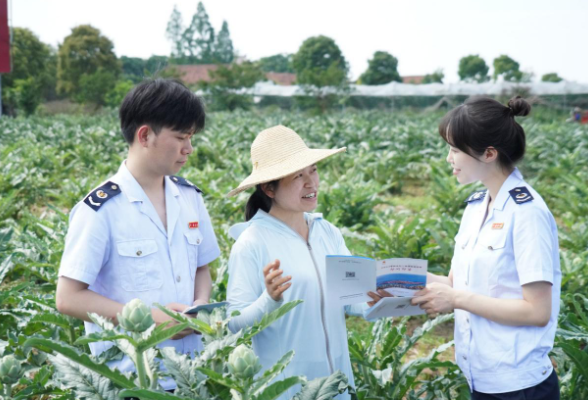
[0,355,22,384]
[117,298,154,333]
[227,345,262,380]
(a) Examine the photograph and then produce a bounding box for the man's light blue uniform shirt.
[452,168,561,393]
[59,161,221,390]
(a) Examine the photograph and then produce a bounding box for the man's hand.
[151,302,195,340]
[263,260,291,302]
[366,289,394,307]
[411,282,457,317]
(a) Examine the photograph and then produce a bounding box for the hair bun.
[507,96,531,117]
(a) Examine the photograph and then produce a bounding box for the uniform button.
[463,355,467,360]
[461,245,466,249]
[465,280,468,285]
[466,317,470,324]
[488,246,493,250]
[176,275,181,282]
[111,185,118,190]
[542,370,547,375]
[196,239,201,244]
[136,250,142,256]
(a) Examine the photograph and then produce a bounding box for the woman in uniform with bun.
[412,96,561,399]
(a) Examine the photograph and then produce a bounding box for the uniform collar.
[113,161,180,203]
[493,167,524,211]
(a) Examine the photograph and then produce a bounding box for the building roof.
[402,75,426,84]
[169,64,297,86]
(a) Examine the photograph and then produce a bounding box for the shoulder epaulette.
[509,186,534,204]
[84,181,121,211]
[170,176,202,193]
[464,190,486,203]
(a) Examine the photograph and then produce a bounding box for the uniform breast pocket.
[116,239,161,292]
[184,231,204,280]
[476,233,509,296]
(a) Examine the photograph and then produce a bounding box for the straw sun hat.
[227,125,346,197]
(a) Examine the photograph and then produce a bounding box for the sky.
[10,0,588,83]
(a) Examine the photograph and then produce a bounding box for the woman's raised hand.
[263,259,292,302]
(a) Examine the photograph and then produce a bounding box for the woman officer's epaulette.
[509,187,534,204]
[464,190,486,203]
[170,176,203,193]
[83,181,121,211]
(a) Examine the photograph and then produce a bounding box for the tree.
[258,54,294,73]
[458,55,489,83]
[199,61,264,111]
[213,21,234,63]
[2,27,56,113]
[166,5,184,58]
[422,69,444,84]
[145,55,169,75]
[57,25,121,98]
[76,69,118,106]
[292,36,348,87]
[181,2,216,64]
[493,55,523,82]
[359,51,401,85]
[121,56,146,82]
[542,73,563,83]
[105,80,135,108]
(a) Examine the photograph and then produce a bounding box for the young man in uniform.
[56,78,220,391]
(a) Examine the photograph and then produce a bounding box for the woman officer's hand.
[263,260,292,302]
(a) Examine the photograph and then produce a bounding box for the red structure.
[0,0,9,73]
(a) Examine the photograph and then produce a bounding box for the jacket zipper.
[261,212,335,374]
[306,240,335,374]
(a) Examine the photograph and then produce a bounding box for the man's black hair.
[119,78,205,144]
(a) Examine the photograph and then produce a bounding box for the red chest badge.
[189,221,199,229]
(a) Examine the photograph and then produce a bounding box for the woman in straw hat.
[226,125,368,399]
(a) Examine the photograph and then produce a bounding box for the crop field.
[0,109,587,399]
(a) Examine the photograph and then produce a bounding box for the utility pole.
[0,0,12,117]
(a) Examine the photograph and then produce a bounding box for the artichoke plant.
[0,355,22,384]
[227,344,262,380]
[117,298,154,333]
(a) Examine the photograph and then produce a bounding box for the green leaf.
[558,342,588,380]
[49,353,121,400]
[136,322,190,352]
[292,370,354,400]
[255,376,305,400]
[197,367,241,392]
[119,388,192,399]
[24,337,135,388]
[251,350,295,394]
[242,300,303,342]
[155,304,217,336]
[75,331,136,346]
[160,347,194,391]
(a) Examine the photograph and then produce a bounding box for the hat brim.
[227,147,346,197]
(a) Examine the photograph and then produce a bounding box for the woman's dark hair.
[119,78,206,145]
[439,96,531,170]
[245,181,279,221]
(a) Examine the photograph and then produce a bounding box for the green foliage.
[0,110,587,399]
[57,25,121,98]
[493,54,523,82]
[105,79,135,108]
[292,35,349,113]
[121,56,146,82]
[166,5,185,59]
[349,315,468,399]
[214,21,235,64]
[292,35,348,87]
[2,27,56,115]
[200,61,265,111]
[422,69,444,84]
[76,68,118,106]
[359,51,401,85]
[5,77,42,116]
[458,54,489,83]
[542,72,564,83]
[258,54,294,73]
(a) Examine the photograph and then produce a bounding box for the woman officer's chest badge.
[188,221,199,229]
[492,223,504,230]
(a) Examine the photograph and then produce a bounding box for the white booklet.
[326,256,427,318]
